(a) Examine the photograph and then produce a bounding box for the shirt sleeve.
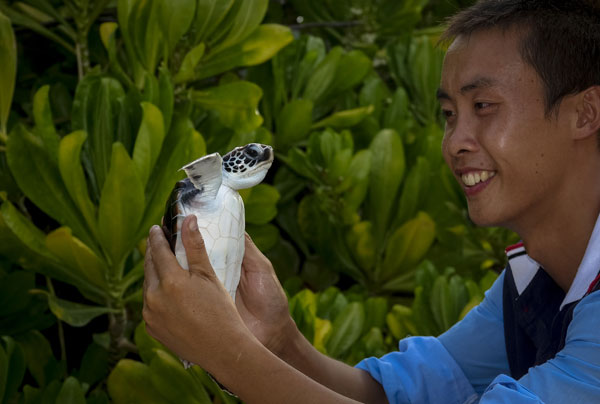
[355,271,509,403]
[438,269,510,394]
[479,290,600,404]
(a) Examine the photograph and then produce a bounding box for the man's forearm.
[275,320,388,404]
[212,331,363,404]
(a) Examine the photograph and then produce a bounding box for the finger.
[143,241,157,291]
[148,224,180,280]
[181,215,214,278]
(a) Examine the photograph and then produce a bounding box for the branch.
[288,20,364,30]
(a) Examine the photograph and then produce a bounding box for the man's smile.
[460,170,496,187]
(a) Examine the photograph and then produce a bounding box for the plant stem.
[0,131,7,145]
[75,31,90,80]
[46,277,68,368]
[108,308,137,365]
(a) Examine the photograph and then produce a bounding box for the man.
[143,0,600,402]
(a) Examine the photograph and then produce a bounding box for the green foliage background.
[0,0,518,402]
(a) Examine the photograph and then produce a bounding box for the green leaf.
[149,350,211,404]
[132,102,166,187]
[158,67,174,132]
[340,149,371,210]
[58,130,98,238]
[97,143,145,269]
[0,272,34,317]
[1,337,25,404]
[325,302,365,358]
[280,148,320,183]
[56,377,86,404]
[303,47,342,103]
[430,275,448,331]
[386,304,416,340]
[32,85,59,158]
[189,0,234,44]
[346,221,375,271]
[0,10,16,135]
[245,223,279,251]
[313,317,332,354]
[0,202,105,302]
[211,0,269,53]
[72,75,126,196]
[330,50,372,94]
[382,212,436,281]
[311,105,374,129]
[289,288,317,342]
[0,201,52,263]
[197,24,293,80]
[363,297,388,333]
[35,291,118,327]
[0,4,74,53]
[159,0,196,54]
[16,331,61,387]
[45,227,108,290]
[317,287,348,320]
[6,126,95,247]
[174,43,205,83]
[392,157,431,228]
[135,116,201,241]
[0,342,6,402]
[191,81,263,133]
[367,129,405,245]
[134,322,168,365]
[77,342,109,388]
[240,184,280,225]
[108,359,166,404]
[129,0,164,72]
[276,99,314,150]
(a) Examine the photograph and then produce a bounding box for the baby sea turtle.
[164,143,274,302]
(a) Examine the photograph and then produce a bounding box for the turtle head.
[222,143,274,190]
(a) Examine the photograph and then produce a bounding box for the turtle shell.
[163,178,200,252]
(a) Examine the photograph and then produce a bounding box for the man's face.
[439,28,574,231]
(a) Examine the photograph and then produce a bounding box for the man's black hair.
[441,0,600,117]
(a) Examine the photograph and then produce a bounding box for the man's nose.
[443,117,479,157]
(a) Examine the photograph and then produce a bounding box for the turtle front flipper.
[181,152,223,202]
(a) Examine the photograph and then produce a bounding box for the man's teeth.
[461,171,496,187]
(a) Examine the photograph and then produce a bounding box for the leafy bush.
[0,0,516,401]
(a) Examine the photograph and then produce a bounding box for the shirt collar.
[505,212,600,310]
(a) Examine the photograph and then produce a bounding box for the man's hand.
[143,215,250,373]
[235,234,298,357]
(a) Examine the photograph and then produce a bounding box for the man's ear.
[574,86,600,140]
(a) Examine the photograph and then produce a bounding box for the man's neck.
[519,182,600,292]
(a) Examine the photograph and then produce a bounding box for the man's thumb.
[181,215,213,277]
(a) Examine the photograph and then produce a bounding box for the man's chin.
[467,208,503,228]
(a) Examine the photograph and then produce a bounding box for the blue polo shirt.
[356,216,600,403]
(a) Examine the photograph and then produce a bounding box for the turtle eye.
[244,146,260,158]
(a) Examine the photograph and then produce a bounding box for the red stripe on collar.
[586,272,600,295]
[505,241,525,254]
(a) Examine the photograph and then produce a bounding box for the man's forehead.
[439,29,527,97]
[437,76,499,101]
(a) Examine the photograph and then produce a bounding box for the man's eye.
[442,109,456,120]
[475,102,491,110]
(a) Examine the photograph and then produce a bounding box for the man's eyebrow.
[436,77,498,101]
[436,88,450,101]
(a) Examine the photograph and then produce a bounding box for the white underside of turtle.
[163,143,274,371]
[172,186,245,301]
